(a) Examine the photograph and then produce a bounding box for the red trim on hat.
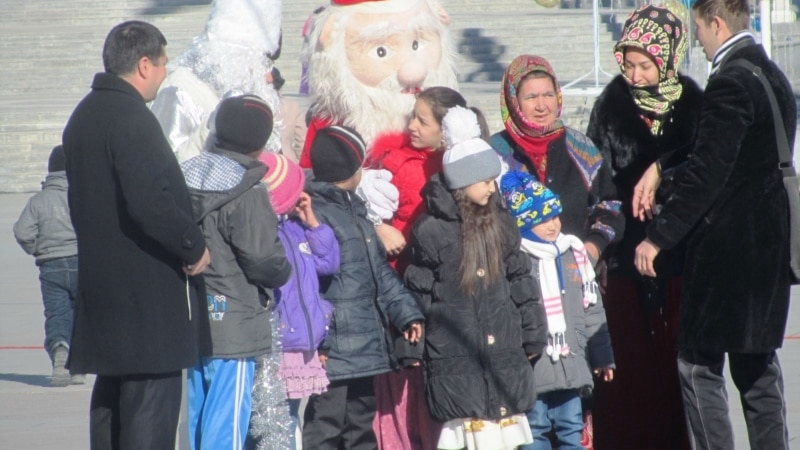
[243,101,273,119]
[330,133,365,165]
[300,116,335,168]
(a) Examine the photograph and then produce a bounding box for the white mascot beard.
[305,5,458,150]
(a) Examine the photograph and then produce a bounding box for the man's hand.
[632,162,662,221]
[358,169,399,220]
[403,321,423,344]
[634,238,661,277]
[376,223,406,256]
[184,247,211,276]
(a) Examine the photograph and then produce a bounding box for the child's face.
[464,178,496,206]
[407,99,443,150]
[531,216,561,242]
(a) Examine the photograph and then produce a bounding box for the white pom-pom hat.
[441,106,501,190]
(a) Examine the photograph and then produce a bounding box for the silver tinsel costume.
[249,311,293,449]
[150,0,284,163]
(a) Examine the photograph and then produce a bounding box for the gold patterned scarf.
[614,5,688,135]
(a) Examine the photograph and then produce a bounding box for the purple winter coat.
[276,218,339,352]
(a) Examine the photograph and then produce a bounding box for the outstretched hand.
[632,162,662,221]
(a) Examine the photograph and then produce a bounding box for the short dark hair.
[693,0,750,33]
[102,20,167,76]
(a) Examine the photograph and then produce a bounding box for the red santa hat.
[330,0,422,13]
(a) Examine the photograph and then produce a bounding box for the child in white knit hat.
[404,107,547,450]
[500,169,615,450]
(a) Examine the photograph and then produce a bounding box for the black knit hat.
[215,95,274,154]
[48,145,66,172]
[310,126,366,183]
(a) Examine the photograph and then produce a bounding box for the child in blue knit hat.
[501,169,615,450]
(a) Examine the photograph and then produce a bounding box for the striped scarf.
[520,234,597,362]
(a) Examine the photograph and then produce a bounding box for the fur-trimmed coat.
[645,39,795,353]
[587,74,703,279]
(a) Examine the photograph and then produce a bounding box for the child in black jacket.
[302,125,424,450]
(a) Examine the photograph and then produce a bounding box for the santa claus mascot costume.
[150,0,283,163]
[300,1,459,449]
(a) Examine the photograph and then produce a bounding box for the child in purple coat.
[253,152,338,449]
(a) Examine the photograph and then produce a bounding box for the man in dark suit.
[630,0,795,448]
[62,21,211,449]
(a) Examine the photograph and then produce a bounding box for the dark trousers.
[677,350,789,450]
[303,376,377,450]
[90,371,183,450]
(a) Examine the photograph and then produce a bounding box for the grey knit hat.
[441,107,501,190]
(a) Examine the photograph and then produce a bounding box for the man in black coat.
[631,0,795,448]
[62,21,211,449]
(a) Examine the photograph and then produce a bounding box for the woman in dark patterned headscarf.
[586,5,702,450]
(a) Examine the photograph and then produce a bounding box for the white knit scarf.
[520,234,598,362]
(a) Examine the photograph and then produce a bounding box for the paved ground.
[0,190,799,449]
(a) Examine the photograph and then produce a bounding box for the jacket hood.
[421,173,459,221]
[182,148,268,221]
[42,171,68,191]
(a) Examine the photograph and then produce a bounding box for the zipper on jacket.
[185,276,192,321]
[280,227,316,352]
[346,192,393,367]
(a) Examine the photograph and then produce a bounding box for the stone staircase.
[0,0,623,192]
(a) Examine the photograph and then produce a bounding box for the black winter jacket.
[310,181,424,381]
[404,173,547,422]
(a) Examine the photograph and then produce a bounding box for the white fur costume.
[151,0,283,163]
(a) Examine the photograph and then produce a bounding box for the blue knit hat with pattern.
[500,170,562,240]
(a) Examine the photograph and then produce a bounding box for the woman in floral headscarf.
[586,5,702,450]
[491,55,623,264]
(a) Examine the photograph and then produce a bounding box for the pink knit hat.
[258,153,306,215]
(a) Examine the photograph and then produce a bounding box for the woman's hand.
[632,162,662,221]
[294,192,320,228]
[318,352,328,368]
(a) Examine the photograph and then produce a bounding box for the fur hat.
[310,126,366,183]
[48,145,66,172]
[215,95,274,154]
[441,107,501,190]
[258,153,306,215]
[501,170,562,240]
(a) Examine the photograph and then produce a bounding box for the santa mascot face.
[305,0,458,149]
